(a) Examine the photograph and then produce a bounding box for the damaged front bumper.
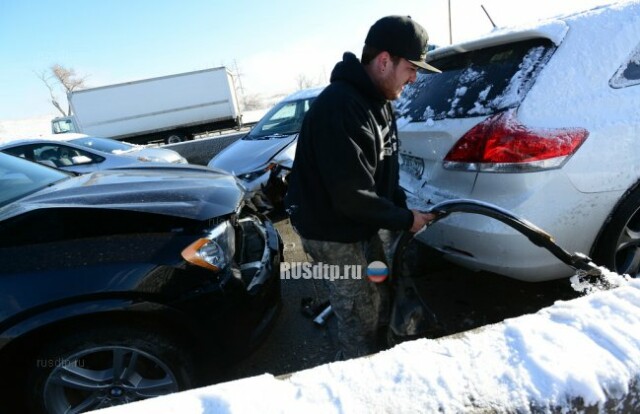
[179,208,283,356]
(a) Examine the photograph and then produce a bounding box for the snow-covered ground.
[93,270,638,414]
[0,114,54,143]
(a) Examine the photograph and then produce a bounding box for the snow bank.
[0,115,53,142]
[93,277,640,413]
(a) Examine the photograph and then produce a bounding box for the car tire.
[592,185,640,277]
[27,326,195,414]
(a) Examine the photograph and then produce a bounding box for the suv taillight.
[443,110,589,172]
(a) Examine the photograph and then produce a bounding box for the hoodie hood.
[330,52,387,104]
[208,134,297,174]
[1,166,244,222]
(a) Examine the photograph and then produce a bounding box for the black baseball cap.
[365,15,441,73]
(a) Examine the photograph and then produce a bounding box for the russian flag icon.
[367,261,388,283]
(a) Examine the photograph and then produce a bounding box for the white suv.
[397,1,640,281]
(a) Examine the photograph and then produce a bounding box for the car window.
[245,97,317,140]
[5,144,104,168]
[610,42,640,89]
[51,118,75,133]
[0,153,69,207]
[396,38,556,121]
[1,145,36,161]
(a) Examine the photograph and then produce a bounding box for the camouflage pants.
[301,233,390,360]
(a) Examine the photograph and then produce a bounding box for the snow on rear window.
[490,46,549,110]
[395,39,556,122]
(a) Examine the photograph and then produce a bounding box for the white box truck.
[51,67,242,145]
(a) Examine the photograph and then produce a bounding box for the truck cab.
[51,116,78,134]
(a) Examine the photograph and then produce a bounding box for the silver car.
[208,87,324,211]
[397,1,640,281]
[0,134,187,173]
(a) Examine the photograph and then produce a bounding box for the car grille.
[235,215,270,293]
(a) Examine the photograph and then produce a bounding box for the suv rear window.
[397,38,556,121]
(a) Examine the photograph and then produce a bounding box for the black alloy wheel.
[593,186,640,278]
[29,327,194,414]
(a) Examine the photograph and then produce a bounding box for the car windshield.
[70,136,135,154]
[396,38,556,121]
[0,153,70,207]
[245,96,316,140]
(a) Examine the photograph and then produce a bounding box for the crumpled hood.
[1,165,244,222]
[209,135,297,174]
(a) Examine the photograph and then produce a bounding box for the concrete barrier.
[165,131,245,165]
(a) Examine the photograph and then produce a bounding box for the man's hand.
[409,209,437,233]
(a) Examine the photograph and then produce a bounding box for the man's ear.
[376,51,392,72]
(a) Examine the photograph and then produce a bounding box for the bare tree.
[241,93,266,111]
[295,74,316,91]
[232,60,247,107]
[36,64,88,116]
[35,70,66,116]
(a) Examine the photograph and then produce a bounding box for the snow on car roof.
[397,0,640,129]
[431,20,568,59]
[518,0,640,128]
[429,1,622,58]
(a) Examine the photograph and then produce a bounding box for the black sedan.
[0,153,281,413]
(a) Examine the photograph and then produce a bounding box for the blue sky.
[0,0,613,121]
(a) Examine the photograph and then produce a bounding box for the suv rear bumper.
[406,174,621,282]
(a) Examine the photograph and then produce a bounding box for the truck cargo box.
[52,67,241,144]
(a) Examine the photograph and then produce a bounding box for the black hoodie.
[285,52,414,243]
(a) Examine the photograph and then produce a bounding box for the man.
[285,15,440,359]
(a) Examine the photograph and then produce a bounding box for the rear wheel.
[593,186,640,277]
[28,327,194,414]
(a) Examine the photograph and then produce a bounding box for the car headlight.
[238,163,276,182]
[181,221,236,271]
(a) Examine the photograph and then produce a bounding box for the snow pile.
[0,115,53,142]
[94,278,640,414]
[570,265,632,294]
